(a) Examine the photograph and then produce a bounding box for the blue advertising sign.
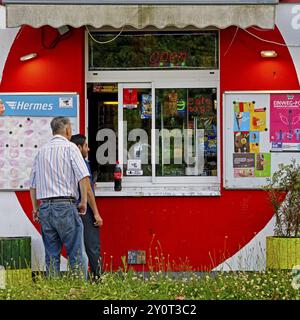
[0,93,78,117]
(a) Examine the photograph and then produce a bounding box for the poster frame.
[223,90,300,190]
[0,92,79,191]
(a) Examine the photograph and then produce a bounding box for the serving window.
[86,30,220,196]
[87,80,220,196]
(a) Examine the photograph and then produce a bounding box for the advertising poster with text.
[270,93,300,144]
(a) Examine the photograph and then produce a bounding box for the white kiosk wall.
[223,91,300,189]
[0,93,79,190]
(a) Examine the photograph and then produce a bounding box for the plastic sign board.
[126,159,143,176]
[0,93,77,117]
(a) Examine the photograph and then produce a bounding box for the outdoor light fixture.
[20,53,37,62]
[58,25,70,36]
[260,50,277,58]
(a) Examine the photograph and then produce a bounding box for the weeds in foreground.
[0,269,299,300]
[1,235,299,300]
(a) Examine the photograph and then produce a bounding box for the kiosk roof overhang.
[2,1,277,29]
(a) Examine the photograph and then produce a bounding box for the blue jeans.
[81,205,101,278]
[39,201,88,279]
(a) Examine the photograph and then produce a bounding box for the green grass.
[0,269,299,300]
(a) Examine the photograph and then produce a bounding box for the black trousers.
[80,205,101,278]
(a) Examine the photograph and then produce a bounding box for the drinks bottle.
[114,161,122,191]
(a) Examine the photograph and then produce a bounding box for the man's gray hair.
[50,117,71,135]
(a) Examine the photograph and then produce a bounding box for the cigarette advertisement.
[0,93,78,190]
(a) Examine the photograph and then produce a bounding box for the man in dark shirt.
[71,134,103,280]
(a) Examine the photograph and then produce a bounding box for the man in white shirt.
[29,117,90,278]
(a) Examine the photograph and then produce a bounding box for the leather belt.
[40,197,76,203]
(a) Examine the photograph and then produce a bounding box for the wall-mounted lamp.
[20,53,38,62]
[260,50,277,58]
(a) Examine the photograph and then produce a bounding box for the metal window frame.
[85,29,221,196]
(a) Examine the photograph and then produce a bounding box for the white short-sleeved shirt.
[29,135,90,200]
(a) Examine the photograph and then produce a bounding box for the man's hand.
[78,177,89,215]
[77,202,87,215]
[32,210,39,222]
[30,188,39,222]
[93,212,103,227]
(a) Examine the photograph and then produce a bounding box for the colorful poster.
[254,152,271,177]
[233,101,254,113]
[249,131,260,153]
[233,112,250,131]
[250,106,267,132]
[234,131,250,153]
[123,88,138,109]
[206,129,217,154]
[141,94,152,119]
[164,91,178,116]
[234,168,254,178]
[249,132,259,143]
[233,153,255,168]
[250,143,260,153]
[270,93,300,143]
